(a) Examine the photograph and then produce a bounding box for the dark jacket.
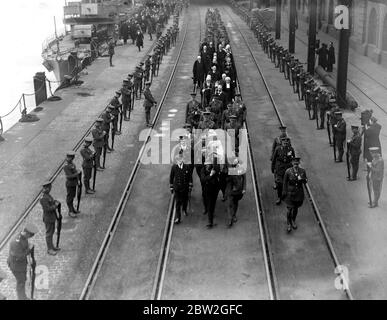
[226,172,246,196]
[143,88,157,110]
[193,60,206,84]
[170,164,193,192]
[40,193,57,223]
[283,167,307,205]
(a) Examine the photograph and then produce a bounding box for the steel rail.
[0,21,169,253]
[79,14,190,300]
[151,6,203,301]
[211,6,279,300]
[224,5,353,300]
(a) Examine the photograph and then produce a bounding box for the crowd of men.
[252,18,384,210]
[5,0,184,300]
[169,9,248,231]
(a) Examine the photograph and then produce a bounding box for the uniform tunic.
[40,192,58,250]
[170,163,193,221]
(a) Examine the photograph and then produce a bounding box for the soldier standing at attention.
[92,119,106,171]
[347,125,362,181]
[7,224,38,300]
[368,147,384,208]
[121,80,132,121]
[272,137,295,205]
[110,91,122,136]
[143,81,157,127]
[40,181,61,256]
[283,157,308,233]
[64,151,81,218]
[102,106,114,153]
[333,111,346,162]
[80,137,95,195]
[108,37,115,67]
[186,92,201,125]
[170,154,193,225]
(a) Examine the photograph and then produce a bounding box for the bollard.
[33,72,47,107]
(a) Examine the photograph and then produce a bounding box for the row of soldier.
[253,21,384,209]
[4,5,182,301]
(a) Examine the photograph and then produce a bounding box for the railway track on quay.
[80,5,276,301]
[221,5,353,300]
[0,18,172,253]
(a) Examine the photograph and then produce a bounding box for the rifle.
[131,88,135,111]
[366,165,373,207]
[315,106,319,129]
[102,143,107,169]
[29,246,36,300]
[56,202,62,248]
[119,107,123,132]
[76,172,82,212]
[346,141,351,180]
[111,126,116,150]
[327,113,332,145]
[333,132,337,162]
[92,154,97,190]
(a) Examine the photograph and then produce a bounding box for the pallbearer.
[40,181,61,256]
[347,125,362,181]
[283,157,308,233]
[80,137,95,195]
[367,147,384,208]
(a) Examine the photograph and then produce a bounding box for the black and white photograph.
[0,0,386,309]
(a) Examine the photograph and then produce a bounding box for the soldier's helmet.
[24,223,39,236]
[85,137,93,144]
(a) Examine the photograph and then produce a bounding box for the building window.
[383,15,387,51]
[368,8,378,45]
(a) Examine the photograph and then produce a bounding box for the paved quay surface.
[0,17,176,299]
[223,5,344,300]
[89,5,270,301]
[231,5,387,299]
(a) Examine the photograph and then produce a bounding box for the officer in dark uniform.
[63,151,81,217]
[368,147,384,208]
[225,157,246,228]
[271,126,288,161]
[333,111,346,162]
[7,224,38,300]
[233,94,247,128]
[200,160,221,229]
[283,157,308,233]
[80,137,95,194]
[92,119,106,171]
[317,91,329,129]
[102,106,114,152]
[347,125,362,181]
[198,111,215,130]
[186,92,201,125]
[40,181,61,256]
[143,81,157,127]
[110,91,122,136]
[272,137,295,205]
[170,154,193,225]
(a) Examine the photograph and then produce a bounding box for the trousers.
[227,194,243,220]
[45,222,55,250]
[175,190,189,221]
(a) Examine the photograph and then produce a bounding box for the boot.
[47,249,57,256]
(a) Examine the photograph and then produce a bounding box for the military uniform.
[369,148,384,207]
[40,182,59,255]
[271,142,295,203]
[101,108,114,151]
[348,127,362,180]
[121,81,132,121]
[143,83,157,126]
[198,113,215,130]
[333,113,346,162]
[186,95,202,127]
[134,67,143,99]
[63,152,81,215]
[80,138,95,194]
[170,162,193,223]
[7,224,37,300]
[200,164,221,228]
[92,119,105,170]
[283,161,308,231]
[225,162,246,227]
[110,92,122,135]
